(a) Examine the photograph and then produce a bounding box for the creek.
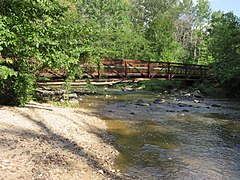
[79,91,240,179]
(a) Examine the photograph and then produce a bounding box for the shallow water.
[82,92,240,179]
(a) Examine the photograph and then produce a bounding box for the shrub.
[141,80,182,92]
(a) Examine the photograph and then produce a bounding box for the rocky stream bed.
[87,89,240,180]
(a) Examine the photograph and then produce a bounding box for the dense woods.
[0,0,239,106]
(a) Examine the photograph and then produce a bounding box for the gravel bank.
[0,102,123,179]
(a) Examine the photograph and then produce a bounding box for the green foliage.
[0,59,36,106]
[13,72,36,107]
[209,12,240,97]
[130,0,182,61]
[175,0,211,64]
[0,0,83,106]
[141,80,182,92]
[0,60,17,80]
[222,78,240,98]
[189,80,220,97]
[146,13,180,61]
[0,78,14,105]
[77,0,145,60]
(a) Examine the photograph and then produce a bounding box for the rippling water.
[81,93,240,179]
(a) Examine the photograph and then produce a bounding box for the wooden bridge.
[0,55,208,82]
[81,58,208,81]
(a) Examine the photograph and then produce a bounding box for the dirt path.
[0,102,124,180]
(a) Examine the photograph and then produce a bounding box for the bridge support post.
[148,62,150,78]
[125,61,128,78]
[97,64,100,79]
[185,64,188,79]
[167,62,171,80]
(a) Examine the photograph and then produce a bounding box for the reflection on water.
[84,93,240,179]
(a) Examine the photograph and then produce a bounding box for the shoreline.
[0,102,125,179]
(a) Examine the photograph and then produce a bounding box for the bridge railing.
[1,55,208,81]
[81,58,208,80]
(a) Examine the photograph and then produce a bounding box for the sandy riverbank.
[0,102,125,180]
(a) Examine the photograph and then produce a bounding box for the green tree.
[174,0,211,64]
[209,12,240,96]
[77,0,142,60]
[130,0,182,61]
[0,0,82,106]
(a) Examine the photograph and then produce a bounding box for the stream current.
[81,92,240,179]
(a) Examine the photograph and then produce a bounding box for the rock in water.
[136,99,151,106]
[193,90,203,99]
[178,103,187,107]
[153,98,165,104]
[194,99,200,103]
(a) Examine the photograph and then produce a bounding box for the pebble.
[98,169,104,174]
[194,99,200,103]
